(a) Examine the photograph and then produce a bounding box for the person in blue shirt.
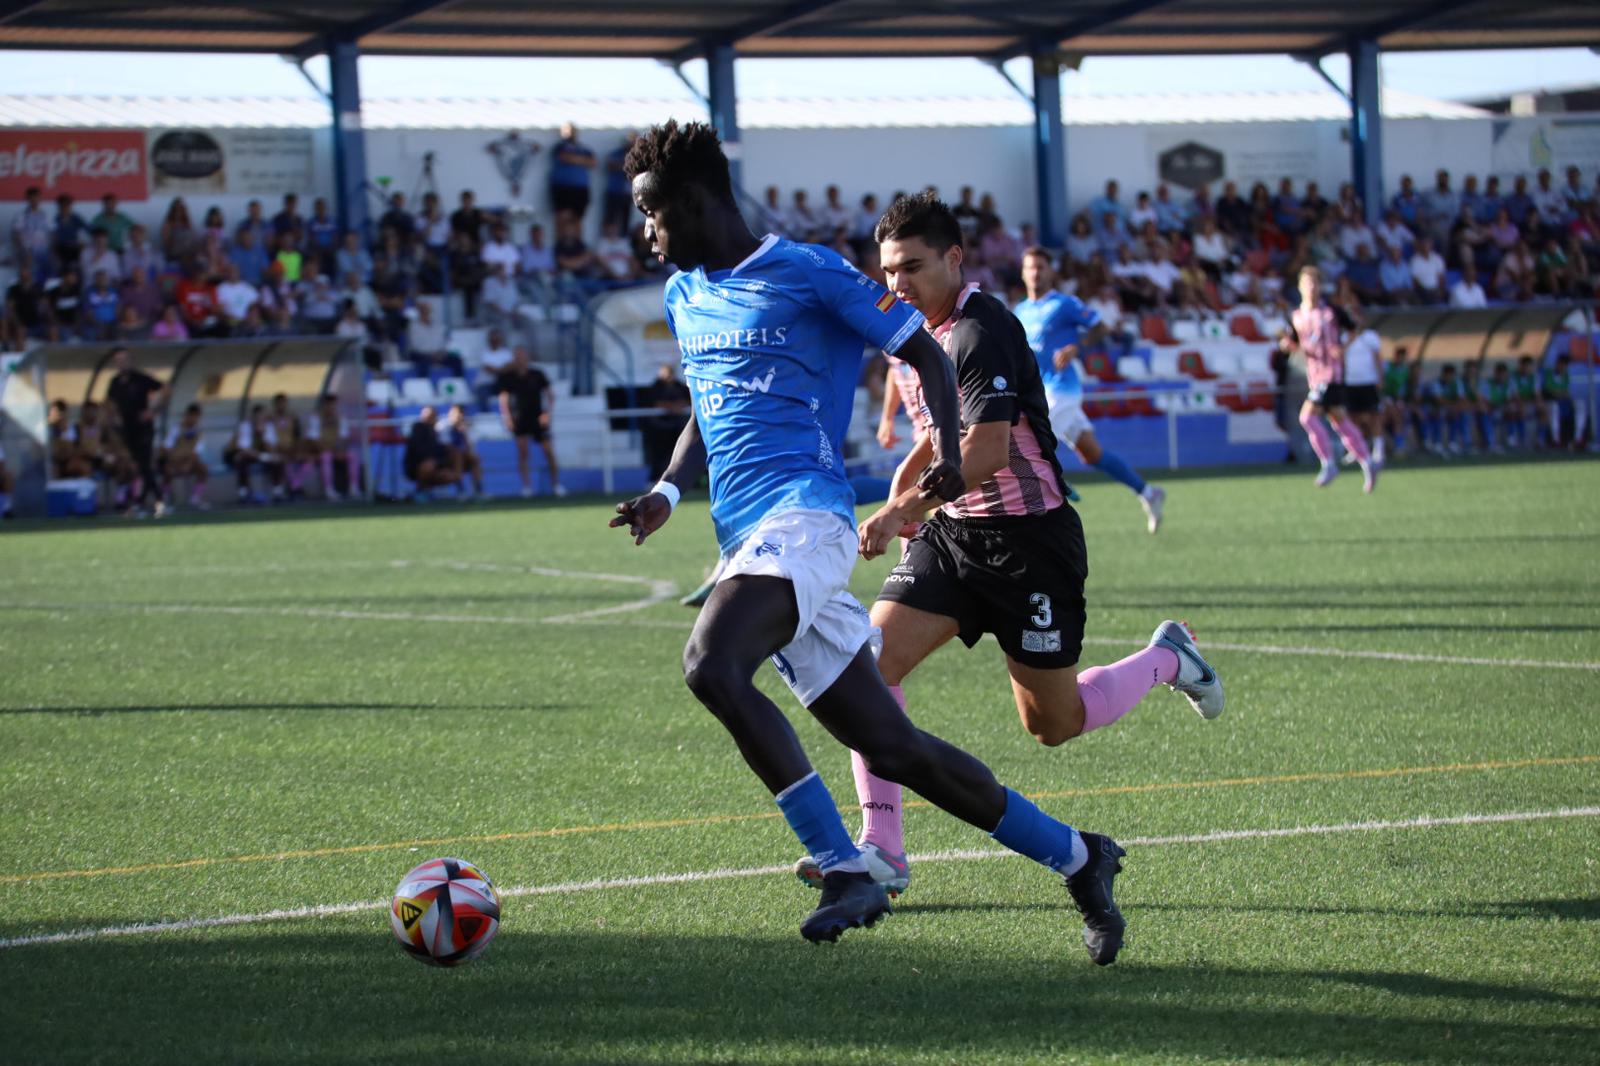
[1013,247,1166,533]
[602,130,638,233]
[549,122,597,224]
[610,120,1130,961]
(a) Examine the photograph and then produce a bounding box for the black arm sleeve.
[891,329,961,463]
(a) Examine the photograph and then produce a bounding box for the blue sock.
[1092,451,1146,494]
[775,772,862,874]
[1476,412,1492,447]
[990,788,1086,876]
[0,491,9,515]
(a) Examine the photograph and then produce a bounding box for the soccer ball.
[389,857,501,966]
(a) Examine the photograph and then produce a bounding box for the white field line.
[1083,636,1600,673]
[4,805,1596,951]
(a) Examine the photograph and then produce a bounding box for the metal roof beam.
[668,0,852,65]
[292,0,464,59]
[991,0,1182,61]
[0,1,49,26]
[1313,0,1486,55]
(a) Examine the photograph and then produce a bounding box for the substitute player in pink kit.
[795,194,1224,905]
[1290,265,1377,492]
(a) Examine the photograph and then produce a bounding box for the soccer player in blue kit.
[1012,248,1166,533]
[610,121,1130,962]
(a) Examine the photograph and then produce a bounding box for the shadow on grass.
[0,700,570,717]
[4,928,1594,1065]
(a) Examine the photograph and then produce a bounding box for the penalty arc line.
[3,805,1596,951]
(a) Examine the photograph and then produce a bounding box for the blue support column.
[1348,39,1384,227]
[329,41,371,240]
[1031,48,1067,249]
[706,44,743,193]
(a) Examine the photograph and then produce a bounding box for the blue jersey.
[1012,291,1101,400]
[663,235,923,552]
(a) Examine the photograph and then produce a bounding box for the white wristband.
[651,480,681,512]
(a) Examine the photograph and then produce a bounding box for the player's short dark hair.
[1021,245,1052,263]
[624,120,736,209]
[185,403,201,415]
[873,191,963,252]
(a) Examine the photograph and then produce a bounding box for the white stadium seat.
[401,378,436,405]
[435,377,472,405]
[1117,356,1152,380]
[1149,347,1181,378]
[365,379,398,406]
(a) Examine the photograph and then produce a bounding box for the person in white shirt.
[783,189,818,240]
[519,223,555,277]
[1143,246,1182,303]
[1560,166,1590,217]
[1339,218,1377,260]
[472,327,515,409]
[305,392,361,501]
[1449,263,1488,309]
[1192,217,1230,275]
[1128,192,1158,232]
[1407,236,1447,303]
[159,401,210,509]
[407,299,456,376]
[1531,168,1570,222]
[223,403,280,503]
[479,222,520,275]
[818,185,853,235]
[1341,316,1386,464]
[480,262,519,326]
[594,220,637,280]
[852,193,880,243]
[215,264,260,327]
[1373,211,1414,257]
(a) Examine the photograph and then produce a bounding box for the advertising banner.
[0,129,148,201]
[150,128,314,197]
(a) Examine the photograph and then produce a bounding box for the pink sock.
[851,685,906,854]
[1299,408,1335,464]
[345,450,360,490]
[1334,416,1370,463]
[189,480,205,505]
[320,452,334,490]
[1079,645,1179,733]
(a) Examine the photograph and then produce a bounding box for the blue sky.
[0,48,1594,103]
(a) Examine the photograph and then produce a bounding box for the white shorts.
[1047,392,1093,447]
[718,509,881,706]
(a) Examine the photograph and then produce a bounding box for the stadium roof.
[0,89,1490,130]
[0,1,1595,62]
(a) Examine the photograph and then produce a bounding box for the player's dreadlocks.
[623,120,737,208]
[873,190,963,253]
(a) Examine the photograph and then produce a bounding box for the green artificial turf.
[2,458,1597,1064]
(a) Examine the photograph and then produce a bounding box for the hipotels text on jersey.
[678,326,790,357]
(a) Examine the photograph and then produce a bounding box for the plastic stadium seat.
[365,379,398,406]
[1141,315,1178,345]
[448,328,488,365]
[1200,319,1229,341]
[1236,349,1273,377]
[1203,349,1241,376]
[1116,355,1152,380]
[1177,349,1218,380]
[1083,350,1122,381]
[401,378,437,405]
[1168,318,1201,343]
[1230,313,1267,343]
[1149,348,1181,378]
[436,377,472,405]
[1571,335,1593,364]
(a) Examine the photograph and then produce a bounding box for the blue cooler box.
[46,479,98,517]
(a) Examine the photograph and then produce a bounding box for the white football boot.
[1150,620,1224,720]
[794,839,911,899]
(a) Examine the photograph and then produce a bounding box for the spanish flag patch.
[874,292,896,313]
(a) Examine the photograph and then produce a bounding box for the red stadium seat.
[1571,334,1593,364]
[1140,315,1177,345]
[1082,350,1122,381]
[1230,313,1267,343]
[1177,349,1217,380]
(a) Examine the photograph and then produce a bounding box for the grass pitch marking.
[3,754,1594,886]
[3,805,1595,951]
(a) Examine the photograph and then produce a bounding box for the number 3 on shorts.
[1030,592,1052,628]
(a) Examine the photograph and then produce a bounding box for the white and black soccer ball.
[389,857,501,967]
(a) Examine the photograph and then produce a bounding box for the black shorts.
[1307,381,1347,408]
[1344,384,1380,414]
[551,185,589,219]
[513,417,547,443]
[877,506,1088,669]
